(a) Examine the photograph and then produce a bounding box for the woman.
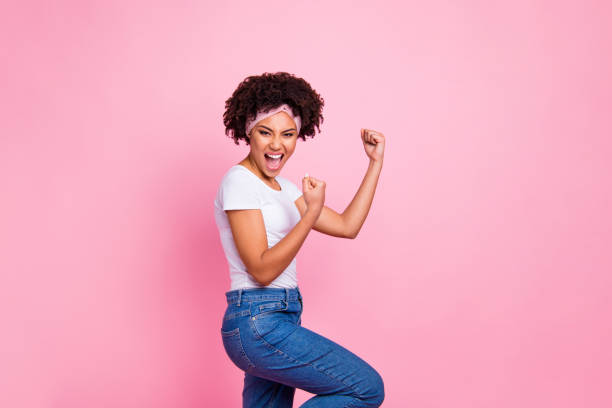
[215,72,386,407]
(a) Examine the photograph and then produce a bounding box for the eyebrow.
[258,125,296,133]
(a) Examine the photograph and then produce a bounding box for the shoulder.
[217,165,262,209]
[217,165,260,197]
[220,165,252,186]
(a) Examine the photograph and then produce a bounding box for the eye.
[283,133,294,137]
[259,130,270,135]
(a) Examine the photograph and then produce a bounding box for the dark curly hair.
[223,72,325,145]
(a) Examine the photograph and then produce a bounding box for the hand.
[302,173,325,215]
[361,128,385,163]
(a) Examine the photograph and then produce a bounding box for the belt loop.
[285,288,289,303]
[237,289,243,306]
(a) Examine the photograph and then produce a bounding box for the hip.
[220,286,304,371]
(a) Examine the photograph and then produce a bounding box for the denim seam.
[251,301,289,319]
[259,302,283,311]
[247,317,364,401]
[227,297,299,304]
[223,309,251,321]
[222,327,256,371]
[343,397,365,408]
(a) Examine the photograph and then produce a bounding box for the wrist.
[304,206,322,221]
[369,158,383,168]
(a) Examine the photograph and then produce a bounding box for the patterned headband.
[245,104,301,137]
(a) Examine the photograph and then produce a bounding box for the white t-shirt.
[214,164,303,290]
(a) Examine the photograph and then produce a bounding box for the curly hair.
[223,72,325,145]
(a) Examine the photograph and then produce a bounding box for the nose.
[269,134,282,149]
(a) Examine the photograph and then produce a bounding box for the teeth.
[266,154,282,159]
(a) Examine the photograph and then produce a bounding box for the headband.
[245,103,301,137]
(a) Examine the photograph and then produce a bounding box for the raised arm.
[226,176,326,286]
[294,128,385,239]
[294,160,382,239]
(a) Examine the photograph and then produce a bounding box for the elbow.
[245,252,271,286]
[252,274,270,286]
[256,278,271,286]
[342,219,360,239]
[346,224,364,239]
[248,268,270,286]
[248,264,274,286]
[256,273,272,286]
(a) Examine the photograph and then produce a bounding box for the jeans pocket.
[221,327,255,371]
[251,300,288,318]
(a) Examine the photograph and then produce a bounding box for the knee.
[360,368,385,407]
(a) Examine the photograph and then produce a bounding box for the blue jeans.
[220,286,385,407]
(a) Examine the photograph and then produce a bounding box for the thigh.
[242,372,295,408]
[245,316,384,401]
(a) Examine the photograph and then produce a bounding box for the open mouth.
[264,153,284,170]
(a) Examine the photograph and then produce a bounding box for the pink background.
[1,1,611,407]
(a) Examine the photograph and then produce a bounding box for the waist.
[225,286,302,305]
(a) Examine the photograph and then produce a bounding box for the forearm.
[256,209,319,285]
[342,159,383,238]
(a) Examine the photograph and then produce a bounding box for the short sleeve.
[278,176,303,202]
[219,171,261,211]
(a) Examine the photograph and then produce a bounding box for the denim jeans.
[220,286,385,407]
